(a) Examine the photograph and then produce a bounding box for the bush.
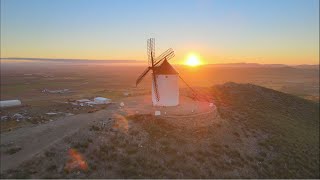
[5,147,22,155]
[89,125,100,131]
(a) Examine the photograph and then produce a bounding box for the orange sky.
[1,0,319,65]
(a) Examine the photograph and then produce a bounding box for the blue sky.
[1,0,319,64]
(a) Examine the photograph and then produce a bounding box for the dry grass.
[211,82,320,178]
[1,82,318,178]
[5,147,22,155]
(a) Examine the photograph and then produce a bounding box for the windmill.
[136,38,209,106]
[136,38,178,106]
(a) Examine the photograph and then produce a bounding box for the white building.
[152,60,179,106]
[0,100,22,108]
[94,97,111,104]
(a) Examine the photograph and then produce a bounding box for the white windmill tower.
[136,38,179,106]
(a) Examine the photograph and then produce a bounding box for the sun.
[185,54,201,67]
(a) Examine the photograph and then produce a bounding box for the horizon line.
[1,57,319,66]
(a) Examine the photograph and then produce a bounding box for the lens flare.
[64,148,88,172]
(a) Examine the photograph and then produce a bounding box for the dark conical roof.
[154,60,178,75]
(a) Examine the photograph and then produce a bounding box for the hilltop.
[1,83,319,178]
[211,82,319,178]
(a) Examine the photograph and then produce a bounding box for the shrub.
[5,147,22,155]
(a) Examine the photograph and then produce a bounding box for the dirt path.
[0,95,216,173]
[0,105,118,173]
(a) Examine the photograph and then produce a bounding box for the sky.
[1,0,319,65]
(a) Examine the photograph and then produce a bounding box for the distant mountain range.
[0,57,143,63]
[1,58,318,69]
[205,63,319,69]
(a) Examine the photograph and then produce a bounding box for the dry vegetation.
[211,82,319,178]
[1,82,319,178]
[1,62,319,178]
[1,62,318,131]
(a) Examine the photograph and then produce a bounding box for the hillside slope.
[211,82,319,178]
[1,83,319,178]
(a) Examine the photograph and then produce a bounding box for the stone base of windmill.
[122,95,216,117]
[121,95,218,129]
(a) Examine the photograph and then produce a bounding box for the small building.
[152,60,179,106]
[94,97,111,104]
[76,99,91,103]
[0,100,22,108]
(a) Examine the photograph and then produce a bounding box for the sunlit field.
[1,61,318,103]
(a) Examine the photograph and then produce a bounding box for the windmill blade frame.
[154,48,173,63]
[154,51,175,67]
[179,75,212,102]
[152,73,160,101]
[147,39,151,66]
[136,67,151,86]
[179,75,200,101]
[147,38,155,66]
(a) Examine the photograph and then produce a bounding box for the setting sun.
[185,54,201,67]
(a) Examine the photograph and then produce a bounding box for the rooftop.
[154,60,178,75]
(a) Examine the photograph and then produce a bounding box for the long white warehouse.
[0,100,22,108]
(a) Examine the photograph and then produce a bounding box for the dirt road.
[0,95,215,173]
[0,106,118,173]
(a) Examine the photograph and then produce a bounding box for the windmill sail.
[136,67,151,86]
[154,48,173,63]
[152,73,160,101]
[147,38,155,66]
[179,75,212,102]
[154,50,175,66]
